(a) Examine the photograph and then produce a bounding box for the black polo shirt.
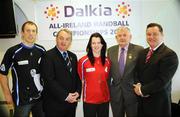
[0,43,45,106]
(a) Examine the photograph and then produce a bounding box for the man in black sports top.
[0,21,45,117]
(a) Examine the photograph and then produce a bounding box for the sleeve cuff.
[138,86,149,97]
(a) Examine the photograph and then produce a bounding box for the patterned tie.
[145,49,153,63]
[63,52,72,72]
[119,48,125,76]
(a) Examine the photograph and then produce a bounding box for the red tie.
[145,49,153,63]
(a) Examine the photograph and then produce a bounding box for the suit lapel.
[143,44,165,69]
[113,46,121,76]
[123,44,132,76]
[66,51,73,74]
[142,49,149,70]
[55,47,73,74]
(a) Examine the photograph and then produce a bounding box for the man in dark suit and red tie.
[40,28,81,117]
[133,23,179,117]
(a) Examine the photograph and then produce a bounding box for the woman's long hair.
[86,32,107,66]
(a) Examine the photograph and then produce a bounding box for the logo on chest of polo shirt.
[17,60,29,65]
[0,64,5,71]
[86,68,95,72]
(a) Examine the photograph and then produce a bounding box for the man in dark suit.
[107,27,143,117]
[40,28,82,117]
[133,23,179,117]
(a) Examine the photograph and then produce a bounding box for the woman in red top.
[78,32,111,117]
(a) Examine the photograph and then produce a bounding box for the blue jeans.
[14,101,44,117]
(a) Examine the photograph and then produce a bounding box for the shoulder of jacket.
[130,43,143,49]
[108,45,118,51]
[79,55,88,62]
[6,44,22,54]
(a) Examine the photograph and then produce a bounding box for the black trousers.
[44,102,76,117]
[83,102,109,117]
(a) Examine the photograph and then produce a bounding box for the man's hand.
[4,94,13,105]
[133,83,142,96]
[66,92,80,103]
[3,91,14,111]
[0,74,14,105]
[72,92,79,100]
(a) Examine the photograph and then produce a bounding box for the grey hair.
[56,28,72,39]
[115,26,131,35]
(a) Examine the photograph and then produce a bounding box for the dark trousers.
[14,101,44,117]
[44,103,76,117]
[83,102,109,117]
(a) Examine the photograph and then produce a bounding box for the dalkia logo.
[115,2,131,18]
[44,2,132,20]
[64,4,112,17]
[44,4,60,21]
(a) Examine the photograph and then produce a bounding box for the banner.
[35,0,142,40]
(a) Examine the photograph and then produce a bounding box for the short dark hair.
[86,32,107,66]
[146,23,163,33]
[21,21,38,33]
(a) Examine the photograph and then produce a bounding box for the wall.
[0,0,180,117]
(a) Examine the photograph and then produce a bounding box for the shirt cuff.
[138,86,149,97]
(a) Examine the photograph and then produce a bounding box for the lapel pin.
[128,54,132,59]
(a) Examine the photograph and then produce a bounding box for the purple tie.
[119,48,125,76]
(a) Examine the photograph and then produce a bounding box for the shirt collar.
[21,42,35,49]
[56,46,67,55]
[150,41,163,51]
[119,44,129,52]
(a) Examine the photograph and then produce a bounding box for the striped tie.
[145,49,153,63]
[63,52,72,72]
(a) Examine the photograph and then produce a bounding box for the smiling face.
[21,23,37,45]
[56,30,72,51]
[146,26,163,49]
[91,37,103,56]
[115,27,132,48]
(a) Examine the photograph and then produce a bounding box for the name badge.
[86,68,95,72]
[18,60,29,65]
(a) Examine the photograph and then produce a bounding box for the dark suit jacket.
[108,43,143,105]
[40,47,81,114]
[136,43,179,117]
